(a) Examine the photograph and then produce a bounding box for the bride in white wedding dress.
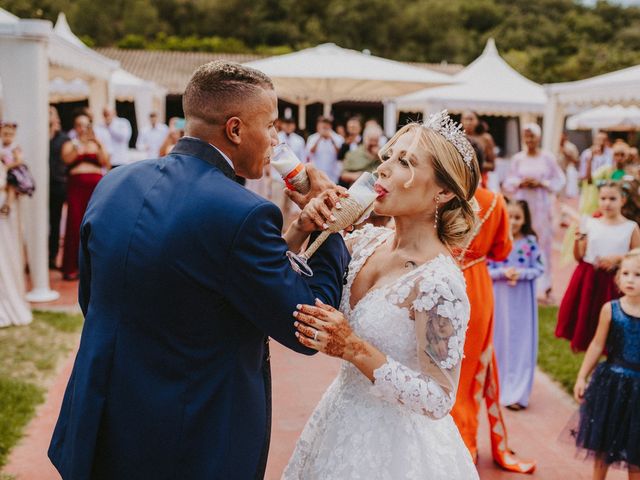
[283,112,480,479]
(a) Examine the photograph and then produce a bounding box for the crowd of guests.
[478,119,640,478]
[0,105,189,329]
[1,101,639,477]
[48,107,190,280]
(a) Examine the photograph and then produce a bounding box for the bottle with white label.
[271,143,311,194]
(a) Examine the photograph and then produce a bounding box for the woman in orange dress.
[451,185,536,473]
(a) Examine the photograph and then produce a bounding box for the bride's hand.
[295,189,348,233]
[293,299,363,360]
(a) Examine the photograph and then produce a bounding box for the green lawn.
[538,305,584,395]
[0,310,83,469]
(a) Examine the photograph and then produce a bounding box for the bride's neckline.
[347,229,452,312]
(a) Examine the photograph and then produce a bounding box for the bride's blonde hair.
[378,123,480,247]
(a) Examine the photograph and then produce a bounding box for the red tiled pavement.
[264,343,629,480]
[4,341,626,480]
[4,200,628,479]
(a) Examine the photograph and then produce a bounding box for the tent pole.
[383,100,398,138]
[323,101,332,118]
[89,77,110,121]
[0,33,59,302]
[298,100,307,131]
[542,95,564,153]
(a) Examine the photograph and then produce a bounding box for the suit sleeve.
[224,202,350,354]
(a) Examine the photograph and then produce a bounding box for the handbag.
[7,164,36,196]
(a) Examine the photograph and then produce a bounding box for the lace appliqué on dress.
[372,357,454,419]
[370,257,469,420]
[282,226,477,479]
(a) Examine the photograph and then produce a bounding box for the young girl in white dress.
[283,112,480,479]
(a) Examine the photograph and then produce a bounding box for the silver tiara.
[422,110,474,169]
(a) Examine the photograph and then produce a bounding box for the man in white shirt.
[270,117,305,219]
[94,107,132,168]
[306,116,344,183]
[136,112,169,159]
[277,117,306,161]
[579,131,613,182]
[338,116,362,161]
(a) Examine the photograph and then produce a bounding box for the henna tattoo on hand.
[324,323,349,357]
[349,339,370,358]
[323,323,370,359]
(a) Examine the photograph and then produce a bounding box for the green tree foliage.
[4,0,640,82]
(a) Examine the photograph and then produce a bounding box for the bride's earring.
[434,196,440,230]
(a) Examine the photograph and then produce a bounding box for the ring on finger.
[313,329,319,341]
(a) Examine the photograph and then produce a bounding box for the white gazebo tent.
[395,39,547,155]
[245,43,453,137]
[566,105,640,131]
[110,69,167,130]
[52,13,167,128]
[50,12,118,120]
[49,68,167,129]
[0,9,118,301]
[543,65,640,151]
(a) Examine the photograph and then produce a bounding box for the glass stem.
[302,230,332,259]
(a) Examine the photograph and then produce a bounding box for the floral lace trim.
[372,357,454,420]
[344,226,468,372]
[413,270,467,370]
[342,225,393,313]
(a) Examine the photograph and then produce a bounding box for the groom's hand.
[286,164,339,210]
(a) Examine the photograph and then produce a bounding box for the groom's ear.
[225,117,242,145]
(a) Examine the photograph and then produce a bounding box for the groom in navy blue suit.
[49,62,350,479]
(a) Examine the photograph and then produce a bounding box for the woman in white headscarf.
[503,123,566,302]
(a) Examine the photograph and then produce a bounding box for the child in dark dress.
[573,248,640,479]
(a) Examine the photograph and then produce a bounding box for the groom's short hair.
[183,61,273,125]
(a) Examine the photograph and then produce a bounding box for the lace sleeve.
[371,266,469,420]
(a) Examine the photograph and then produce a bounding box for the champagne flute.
[287,172,378,277]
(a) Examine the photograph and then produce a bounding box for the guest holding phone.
[160,117,186,156]
[61,113,109,280]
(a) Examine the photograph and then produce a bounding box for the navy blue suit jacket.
[48,137,350,479]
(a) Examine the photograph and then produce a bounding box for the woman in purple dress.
[503,123,565,303]
[489,199,544,409]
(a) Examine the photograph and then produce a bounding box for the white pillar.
[504,117,520,157]
[0,29,59,302]
[88,77,110,121]
[323,101,332,118]
[297,101,307,131]
[156,93,167,124]
[383,100,398,139]
[542,96,565,153]
[133,90,153,132]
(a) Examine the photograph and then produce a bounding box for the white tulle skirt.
[282,366,478,480]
